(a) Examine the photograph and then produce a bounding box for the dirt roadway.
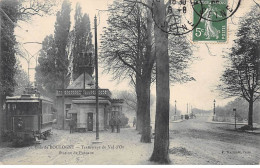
[169,116,260,165]
[0,116,259,165]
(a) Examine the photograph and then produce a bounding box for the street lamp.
[213,99,216,115]
[233,108,237,130]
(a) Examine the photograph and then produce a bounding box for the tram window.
[12,103,39,115]
[42,102,51,114]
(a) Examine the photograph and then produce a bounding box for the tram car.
[5,88,55,146]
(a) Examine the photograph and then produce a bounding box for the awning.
[6,100,39,103]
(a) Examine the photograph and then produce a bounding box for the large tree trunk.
[0,95,3,142]
[136,75,143,132]
[150,0,170,164]
[0,12,2,142]
[140,75,151,143]
[140,1,153,143]
[248,99,254,127]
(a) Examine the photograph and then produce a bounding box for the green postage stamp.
[193,0,227,42]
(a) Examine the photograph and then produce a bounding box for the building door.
[87,113,93,131]
[72,114,77,125]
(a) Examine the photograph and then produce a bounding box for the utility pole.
[187,103,188,114]
[62,73,65,129]
[94,15,100,141]
[174,100,176,115]
[233,108,236,130]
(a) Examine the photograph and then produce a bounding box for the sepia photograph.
[0,0,259,165]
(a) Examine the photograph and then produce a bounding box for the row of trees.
[215,98,260,123]
[100,0,195,163]
[35,0,93,99]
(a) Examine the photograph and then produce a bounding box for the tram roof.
[6,94,53,103]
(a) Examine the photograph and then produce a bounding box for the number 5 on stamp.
[193,0,227,42]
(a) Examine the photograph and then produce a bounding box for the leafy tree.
[71,3,93,80]
[54,0,71,89]
[34,0,71,130]
[35,35,57,98]
[218,5,260,127]
[0,0,19,141]
[35,0,71,97]
[0,0,18,97]
[13,61,30,95]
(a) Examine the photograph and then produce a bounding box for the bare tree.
[100,0,154,143]
[101,0,194,146]
[113,90,137,113]
[18,0,58,20]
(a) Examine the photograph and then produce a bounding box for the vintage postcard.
[0,0,259,165]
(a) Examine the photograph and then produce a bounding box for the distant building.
[55,73,124,131]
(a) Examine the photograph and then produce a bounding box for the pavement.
[0,128,154,165]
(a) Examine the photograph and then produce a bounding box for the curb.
[170,120,185,123]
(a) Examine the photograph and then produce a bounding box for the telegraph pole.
[174,100,177,115]
[213,99,216,115]
[94,15,100,141]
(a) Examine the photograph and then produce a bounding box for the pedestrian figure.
[133,117,136,127]
[116,116,121,133]
[69,118,75,134]
[17,118,23,130]
[109,116,115,133]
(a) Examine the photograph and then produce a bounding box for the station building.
[55,73,124,131]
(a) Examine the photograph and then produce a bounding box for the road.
[0,116,259,165]
[168,116,260,164]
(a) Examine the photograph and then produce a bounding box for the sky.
[14,0,258,114]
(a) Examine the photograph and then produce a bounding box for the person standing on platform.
[109,116,115,133]
[69,118,75,134]
[133,117,136,127]
[116,116,121,133]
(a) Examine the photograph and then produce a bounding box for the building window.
[65,104,71,119]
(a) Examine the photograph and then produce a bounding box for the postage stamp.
[192,0,228,42]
